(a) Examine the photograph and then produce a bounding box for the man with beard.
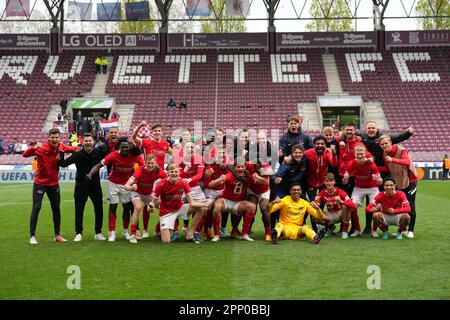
[24,128,78,244]
[58,133,106,242]
[303,136,338,232]
[87,137,145,242]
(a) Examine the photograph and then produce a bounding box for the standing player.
[58,133,105,241]
[314,173,356,239]
[179,141,207,241]
[211,160,256,242]
[303,136,337,232]
[378,135,417,238]
[124,155,167,243]
[132,121,171,237]
[23,128,78,244]
[269,183,325,245]
[87,137,144,241]
[149,164,211,244]
[342,144,382,237]
[366,177,411,240]
[278,115,313,164]
[246,162,273,241]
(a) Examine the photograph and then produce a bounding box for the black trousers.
[30,184,61,237]
[402,181,417,232]
[74,182,103,235]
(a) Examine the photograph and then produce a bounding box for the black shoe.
[362,228,372,236]
[313,228,326,245]
[270,229,279,245]
[185,237,200,244]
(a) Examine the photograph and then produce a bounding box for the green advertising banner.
[70,98,115,109]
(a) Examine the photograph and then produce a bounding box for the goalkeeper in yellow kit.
[269,183,326,245]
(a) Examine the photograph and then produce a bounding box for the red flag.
[5,0,30,17]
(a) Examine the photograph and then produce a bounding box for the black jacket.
[278,128,313,163]
[58,147,102,184]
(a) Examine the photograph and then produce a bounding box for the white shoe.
[350,230,362,237]
[122,229,131,240]
[135,230,143,240]
[406,231,414,238]
[371,230,379,238]
[29,236,38,245]
[240,234,254,242]
[211,235,220,242]
[108,231,116,242]
[142,230,149,238]
[94,233,106,240]
[54,235,67,242]
[182,227,188,234]
[73,233,82,242]
[129,235,138,244]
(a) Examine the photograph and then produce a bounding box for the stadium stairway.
[322,54,344,94]
[43,104,64,132]
[297,102,321,130]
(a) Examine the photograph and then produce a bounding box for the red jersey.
[131,166,167,195]
[23,142,77,186]
[304,149,338,188]
[317,187,354,213]
[140,138,169,169]
[366,190,411,215]
[246,163,270,194]
[345,160,380,188]
[337,136,370,176]
[179,154,205,188]
[204,164,228,191]
[221,172,248,201]
[102,151,144,185]
[153,178,191,216]
[378,145,417,184]
[107,139,118,153]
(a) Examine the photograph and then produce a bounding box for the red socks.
[131,224,137,236]
[108,213,116,232]
[241,211,256,236]
[264,226,271,236]
[342,222,349,233]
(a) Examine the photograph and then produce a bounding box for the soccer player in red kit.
[304,135,338,232]
[149,164,211,244]
[378,135,417,238]
[211,159,256,242]
[124,155,167,243]
[199,147,232,239]
[315,173,357,239]
[246,162,273,241]
[87,137,144,242]
[343,144,382,237]
[23,128,78,244]
[179,141,208,241]
[132,121,170,237]
[366,177,411,240]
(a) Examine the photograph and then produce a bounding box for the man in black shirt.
[58,133,106,241]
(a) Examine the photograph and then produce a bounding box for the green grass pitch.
[0,181,449,300]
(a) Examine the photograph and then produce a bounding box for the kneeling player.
[366,177,411,240]
[124,155,167,243]
[314,173,356,239]
[149,164,211,244]
[211,160,256,242]
[269,183,325,245]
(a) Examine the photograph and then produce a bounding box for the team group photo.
[0,0,449,303]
